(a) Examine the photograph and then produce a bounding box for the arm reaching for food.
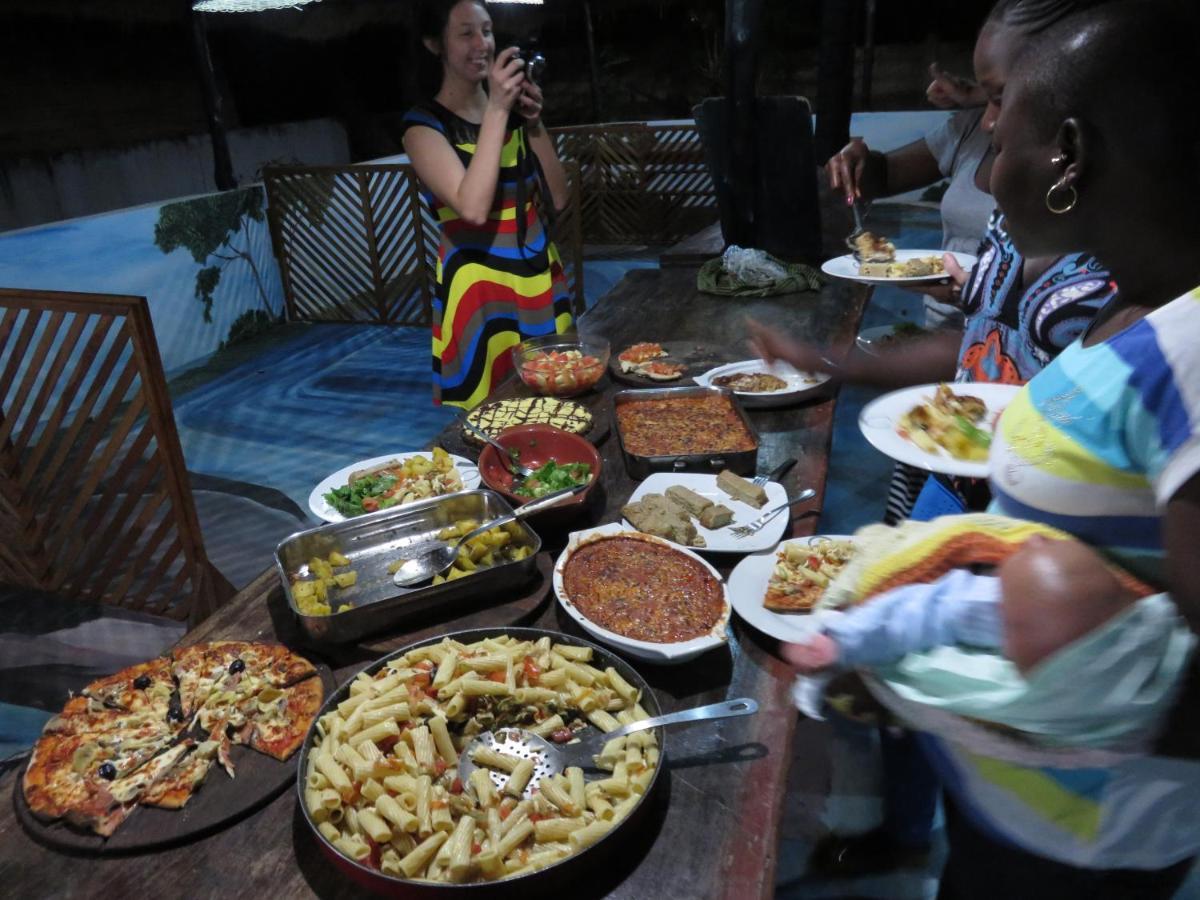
[746,317,960,389]
[781,570,1003,674]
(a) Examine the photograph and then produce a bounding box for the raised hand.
[517,79,545,127]
[925,62,987,110]
[825,137,871,201]
[487,47,527,114]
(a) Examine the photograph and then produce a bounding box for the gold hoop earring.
[1045,179,1078,215]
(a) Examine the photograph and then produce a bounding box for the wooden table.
[0,267,869,899]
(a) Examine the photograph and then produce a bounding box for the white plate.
[727,535,852,641]
[856,323,930,356]
[553,523,730,664]
[621,472,789,553]
[693,360,830,408]
[307,452,481,523]
[821,250,977,285]
[857,382,1020,478]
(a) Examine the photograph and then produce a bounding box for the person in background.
[401,0,573,409]
[825,73,993,329]
[753,0,1115,877]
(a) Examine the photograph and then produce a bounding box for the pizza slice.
[763,541,854,613]
[248,676,324,761]
[81,657,174,717]
[71,741,195,836]
[637,360,686,381]
[173,642,316,719]
[141,740,221,809]
[618,342,667,372]
[23,724,180,823]
[41,696,173,738]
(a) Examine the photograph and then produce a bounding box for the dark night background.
[1,0,996,166]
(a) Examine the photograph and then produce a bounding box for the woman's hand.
[898,252,970,305]
[781,635,841,675]
[925,62,987,110]
[516,79,545,128]
[747,318,840,375]
[826,137,872,200]
[487,47,527,114]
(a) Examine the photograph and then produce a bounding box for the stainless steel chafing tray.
[274,489,541,644]
[613,384,760,479]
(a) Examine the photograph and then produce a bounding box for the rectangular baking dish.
[612,385,759,479]
[275,489,541,644]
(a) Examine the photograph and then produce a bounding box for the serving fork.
[731,488,817,539]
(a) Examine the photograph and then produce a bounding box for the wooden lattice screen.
[263,163,585,325]
[0,289,233,625]
[552,122,718,246]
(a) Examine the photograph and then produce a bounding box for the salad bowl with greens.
[478,424,602,514]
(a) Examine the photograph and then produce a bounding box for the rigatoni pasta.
[306,634,658,883]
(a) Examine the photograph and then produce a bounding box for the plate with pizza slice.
[15,640,333,853]
[727,535,854,641]
[608,340,725,387]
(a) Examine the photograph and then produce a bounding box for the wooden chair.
[0,288,235,627]
[262,162,587,324]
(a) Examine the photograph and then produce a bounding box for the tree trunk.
[189,8,237,192]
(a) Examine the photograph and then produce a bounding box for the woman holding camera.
[402,0,573,409]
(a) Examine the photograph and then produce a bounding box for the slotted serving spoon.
[391,481,588,587]
[459,698,758,796]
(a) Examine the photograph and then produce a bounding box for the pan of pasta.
[295,627,665,893]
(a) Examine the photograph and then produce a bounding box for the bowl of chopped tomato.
[478,424,602,518]
[512,334,610,397]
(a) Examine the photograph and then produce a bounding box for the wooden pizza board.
[608,340,726,388]
[13,665,337,855]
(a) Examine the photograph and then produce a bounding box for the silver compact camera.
[516,47,547,85]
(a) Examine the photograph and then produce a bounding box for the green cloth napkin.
[697,254,824,297]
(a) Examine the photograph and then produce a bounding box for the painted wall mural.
[0,186,285,375]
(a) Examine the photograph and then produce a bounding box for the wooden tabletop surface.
[0,266,869,899]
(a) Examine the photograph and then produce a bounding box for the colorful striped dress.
[401,101,574,408]
[923,287,1200,869]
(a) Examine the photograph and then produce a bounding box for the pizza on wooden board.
[22,641,322,837]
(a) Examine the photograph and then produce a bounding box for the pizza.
[617,342,667,369]
[637,360,686,381]
[22,641,321,837]
[617,342,689,380]
[763,539,854,612]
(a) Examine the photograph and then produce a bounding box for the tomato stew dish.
[560,535,725,643]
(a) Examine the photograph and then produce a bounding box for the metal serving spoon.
[462,418,536,480]
[459,698,758,795]
[391,481,587,587]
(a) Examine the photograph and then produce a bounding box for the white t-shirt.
[922,109,995,327]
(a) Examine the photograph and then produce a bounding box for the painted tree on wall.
[153,188,274,323]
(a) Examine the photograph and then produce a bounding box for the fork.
[731,488,817,539]
[753,457,797,487]
[846,196,867,257]
[461,419,536,479]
